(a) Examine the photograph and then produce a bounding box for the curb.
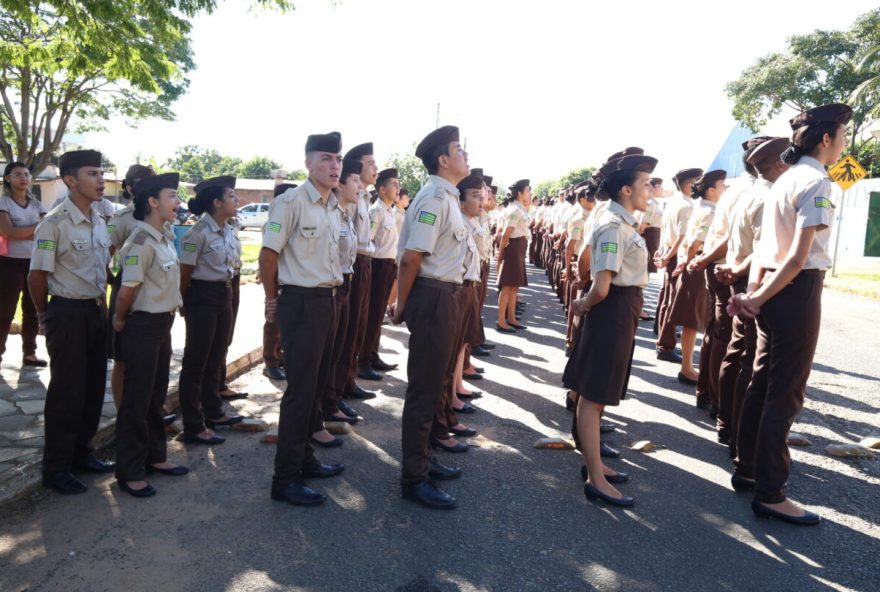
[0,346,264,508]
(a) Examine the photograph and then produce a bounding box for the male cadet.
[29,150,115,494]
[260,133,345,507]
[360,168,401,374]
[392,125,469,509]
[339,142,381,397]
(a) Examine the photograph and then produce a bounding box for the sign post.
[828,155,868,277]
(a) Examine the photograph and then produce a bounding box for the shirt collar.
[135,220,167,242]
[64,201,92,225]
[798,155,828,176]
[608,200,638,227]
[428,174,460,198]
[203,214,222,233]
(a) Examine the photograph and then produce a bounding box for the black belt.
[130,310,176,317]
[281,285,338,296]
[356,253,372,261]
[415,277,461,292]
[344,272,353,282]
[462,280,480,287]
[50,295,103,307]
[191,278,233,287]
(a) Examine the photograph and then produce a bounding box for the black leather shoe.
[453,403,476,414]
[428,457,462,481]
[357,366,383,381]
[717,428,731,445]
[343,385,376,400]
[430,436,469,453]
[117,480,157,498]
[600,442,620,459]
[600,421,616,434]
[657,349,683,363]
[163,414,177,427]
[580,466,629,484]
[22,357,48,367]
[457,390,482,399]
[509,323,527,330]
[271,481,326,506]
[43,471,87,494]
[323,412,358,425]
[311,436,343,448]
[495,324,517,334]
[639,315,655,322]
[183,433,225,445]
[450,425,477,437]
[677,372,698,386]
[751,501,821,525]
[471,346,491,357]
[584,483,634,507]
[731,473,756,492]
[695,397,710,410]
[206,415,245,428]
[337,400,359,418]
[263,366,287,381]
[480,342,496,350]
[73,455,116,474]
[146,464,189,476]
[462,372,482,381]
[471,366,485,374]
[565,394,576,411]
[371,358,398,371]
[709,405,719,421]
[302,462,345,478]
[401,480,457,509]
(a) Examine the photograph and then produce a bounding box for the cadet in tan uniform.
[360,168,401,374]
[730,103,852,525]
[496,180,530,332]
[563,185,594,355]
[260,132,345,507]
[391,125,469,509]
[640,178,664,276]
[565,154,656,508]
[178,179,244,446]
[29,150,115,494]
[113,173,188,497]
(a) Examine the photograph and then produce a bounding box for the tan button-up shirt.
[108,205,175,250]
[262,179,343,288]
[399,175,467,284]
[681,198,717,259]
[757,156,834,270]
[119,221,182,313]
[638,198,663,228]
[660,191,693,251]
[590,200,648,288]
[370,199,399,260]
[567,206,588,245]
[179,215,241,281]
[727,178,772,268]
[354,191,374,256]
[467,215,490,261]
[339,205,357,274]
[504,203,530,238]
[463,225,481,282]
[30,200,110,299]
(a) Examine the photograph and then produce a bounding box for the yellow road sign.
[828,155,867,190]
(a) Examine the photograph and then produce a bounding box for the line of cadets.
[18,100,847,522]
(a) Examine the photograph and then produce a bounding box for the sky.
[87,0,879,189]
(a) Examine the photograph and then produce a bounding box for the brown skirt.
[643,227,661,273]
[498,236,528,288]
[463,282,483,347]
[668,267,711,331]
[562,285,642,406]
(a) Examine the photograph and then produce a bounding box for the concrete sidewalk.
[0,282,267,505]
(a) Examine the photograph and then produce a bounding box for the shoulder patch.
[267,221,282,233]
[124,255,138,266]
[814,196,831,209]
[417,211,437,226]
[183,242,197,252]
[36,239,56,251]
[600,242,619,253]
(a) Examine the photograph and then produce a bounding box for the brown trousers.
[274,286,338,486]
[401,278,461,485]
[735,270,824,504]
[707,268,734,414]
[262,318,283,368]
[696,265,719,404]
[218,274,240,391]
[718,278,757,448]
[0,256,38,360]
[324,275,352,415]
[656,257,679,351]
[643,227,661,274]
[341,255,372,391]
[360,258,397,365]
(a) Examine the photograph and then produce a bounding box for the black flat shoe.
[357,366,383,381]
[677,372,698,386]
[656,349,683,363]
[471,366,485,374]
[565,393,576,411]
[323,413,359,425]
[495,324,517,334]
[600,421,616,434]
[163,414,177,427]
[206,415,245,428]
[509,323,527,330]
[183,433,226,445]
[584,483,634,507]
[343,385,376,400]
[428,457,462,481]
[452,403,476,414]
[146,464,190,476]
[302,462,345,478]
[580,466,629,484]
[751,501,821,525]
[695,396,710,410]
[600,442,620,459]
[450,426,477,437]
[731,473,756,492]
[471,346,491,357]
[219,390,248,400]
[480,343,496,350]
[639,315,655,322]
[271,480,326,506]
[117,480,157,498]
[73,455,116,474]
[371,358,398,372]
[337,400,359,418]
[263,366,287,381]
[430,436,469,453]
[22,357,48,367]
[311,436,343,448]
[457,391,482,399]
[401,479,457,509]
[462,372,482,381]
[43,471,87,494]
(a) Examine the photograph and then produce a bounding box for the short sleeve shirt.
[398,175,467,284]
[504,203,530,238]
[0,194,46,258]
[757,156,834,270]
[179,215,241,281]
[466,215,489,261]
[370,199,399,260]
[590,201,649,288]
[354,192,374,256]
[262,179,343,288]
[119,222,182,313]
[463,227,481,282]
[567,206,587,244]
[727,178,772,267]
[660,192,693,250]
[338,206,357,274]
[685,199,717,252]
[30,201,110,299]
[642,198,663,228]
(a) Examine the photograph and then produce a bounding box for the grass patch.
[825,270,880,299]
[241,243,261,265]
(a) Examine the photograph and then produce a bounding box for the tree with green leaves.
[165,145,241,184]
[725,8,880,153]
[385,146,427,195]
[236,155,283,179]
[533,166,595,198]
[0,0,291,173]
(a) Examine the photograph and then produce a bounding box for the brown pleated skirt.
[498,236,528,288]
[463,282,483,347]
[562,285,642,406]
[668,267,711,331]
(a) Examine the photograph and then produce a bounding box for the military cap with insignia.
[603,155,658,178]
[344,142,373,162]
[415,125,460,160]
[341,159,363,180]
[789,103,853,130]
[376,168,399,186]
[59,149,102,173]
[457,174,484,193]
[134,172,180,200]
[194,175,236,194]
[305,131,343,154]
[746,137,789,167]
[673,168,703,188]
[694,169,726,194]
[510,179,530,194]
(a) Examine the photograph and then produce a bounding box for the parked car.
[237,202,270,229]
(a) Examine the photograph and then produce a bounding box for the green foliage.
[854,139,880,178]
[164,144,241,184]
[236,155,283,178]
[725,8,880,152]
[385,145,427,195]
[533,166,595,198]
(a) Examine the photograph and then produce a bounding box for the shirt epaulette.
[132,228,149,246]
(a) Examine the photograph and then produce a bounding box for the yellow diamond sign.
[829,155,867,190]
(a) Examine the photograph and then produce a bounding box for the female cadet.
[0,162,47,368]
[565,154,657,507]
[113,173,188,497]
[729,103,852,526]
[313,159,363,448]
[177,181,244,445]
[496,180,530,332]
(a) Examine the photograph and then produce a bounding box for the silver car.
[237,202,270,229]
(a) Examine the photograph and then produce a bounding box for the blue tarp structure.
[706,123,757,177]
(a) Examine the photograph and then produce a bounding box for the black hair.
[565,192,577,205]
[742,154,757,177]
[133,193,150,221]
[3,161,29,194]
[123,167,154,202]
[781,121,842,165]
[421,142,452,175]
[399,188,410,197]
[188,184,227,216]
[598,170,640,204]
[274,182,297,197]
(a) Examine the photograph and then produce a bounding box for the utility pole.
[435,103,440,129]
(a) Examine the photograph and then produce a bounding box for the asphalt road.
[1,263,878,592]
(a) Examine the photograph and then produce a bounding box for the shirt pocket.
[206,240,226,268]
[299,225,321,254]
